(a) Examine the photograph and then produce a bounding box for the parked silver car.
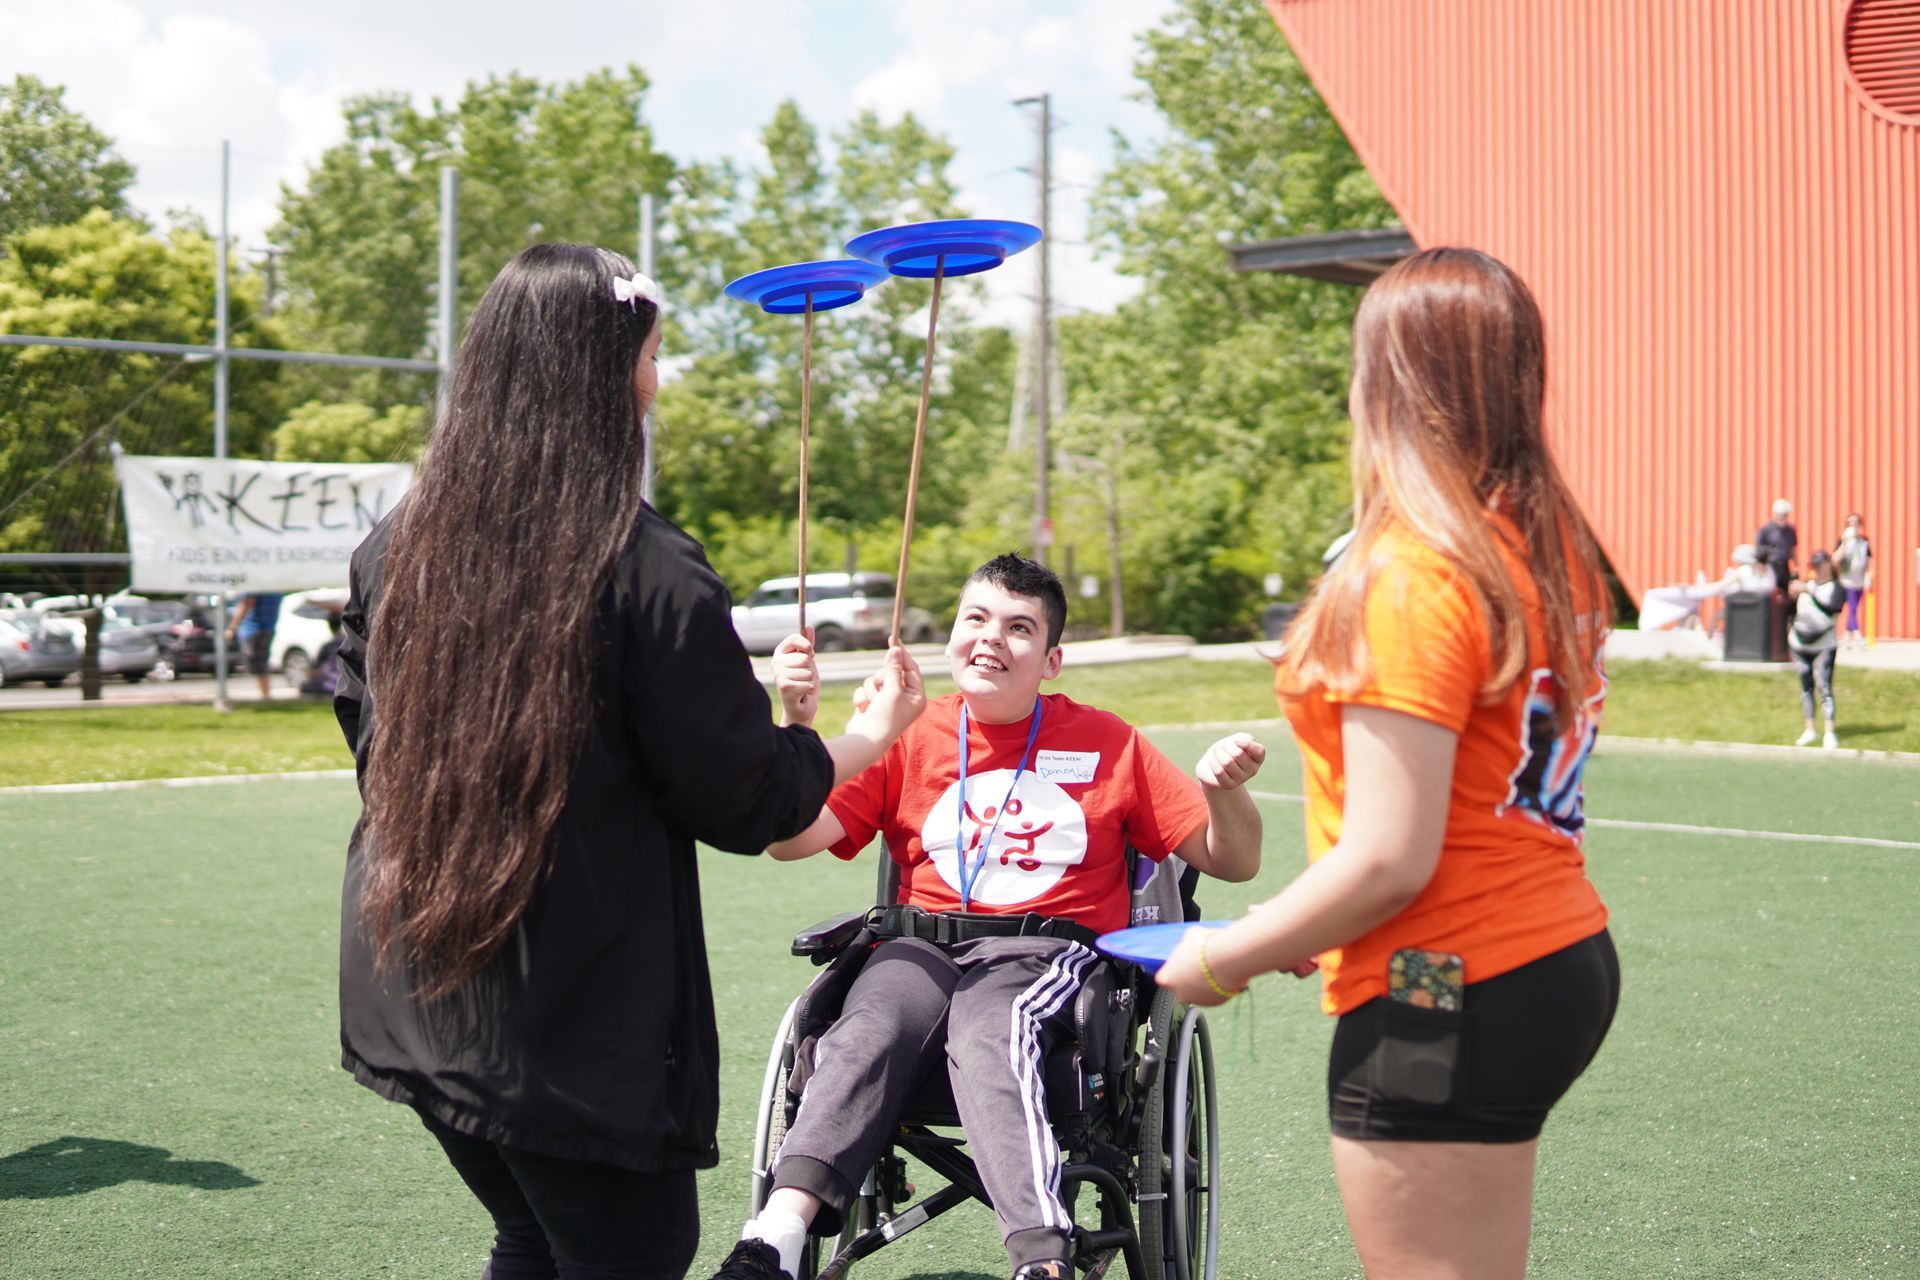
[729,573,938,654]
[0,609,81,688]
[97,621,160,682]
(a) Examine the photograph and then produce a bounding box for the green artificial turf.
[2,735,1915,1277]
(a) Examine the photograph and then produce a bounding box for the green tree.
[1067,0,1395,635]
[270,401,425,464]
[0,211,284,555]
[0,75,135,242]
[653,102,1017,613]
[269,67,673,411]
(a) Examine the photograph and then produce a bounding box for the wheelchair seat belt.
[865,904,1100,950]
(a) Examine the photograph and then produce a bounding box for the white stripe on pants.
[947,938,1096,1259]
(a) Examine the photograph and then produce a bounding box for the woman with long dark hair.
[333,243,925,1280]
[1158,248,1619,1278]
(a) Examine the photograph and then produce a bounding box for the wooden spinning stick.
[798,294,814,634]
[724,258,890,646]
[890,256,946,646]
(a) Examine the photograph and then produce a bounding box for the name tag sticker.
[1035,750,1099,785]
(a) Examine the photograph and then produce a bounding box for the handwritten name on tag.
[1035,750,1099,785]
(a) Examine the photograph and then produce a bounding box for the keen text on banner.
[119,456,414,593]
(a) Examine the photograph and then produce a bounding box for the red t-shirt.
[827,692,1209,935]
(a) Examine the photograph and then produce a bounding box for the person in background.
[1788,550,1846,748]
[1756,499,1798,592]
[1835,514,1873,648]
[226,592,283,698]
[1718,545,1777,597]
[1157,248,1618,1280]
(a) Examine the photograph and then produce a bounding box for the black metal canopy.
[1225,226,1416,286]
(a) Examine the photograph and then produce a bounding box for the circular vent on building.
[1846,0,1920,123]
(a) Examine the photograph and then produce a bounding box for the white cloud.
[850,54,953,122]
[0,0,1177,314]
[0,1,336,245]
[1076,0,1174,88]
[839,0,1174,328]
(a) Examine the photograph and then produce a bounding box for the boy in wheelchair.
[711,554,1265,1280]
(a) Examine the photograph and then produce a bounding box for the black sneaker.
[713,1238,791,1280]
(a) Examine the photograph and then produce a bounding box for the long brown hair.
[361,243,658,999]
[1279,247,1607,725]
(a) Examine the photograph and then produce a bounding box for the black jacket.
[333,505,833,1171]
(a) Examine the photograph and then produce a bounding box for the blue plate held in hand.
[724,259,891,315]
[1094,921,1232,973]
[845,218,1042,279]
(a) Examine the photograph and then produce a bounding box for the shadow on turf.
[0,1136,261,1199]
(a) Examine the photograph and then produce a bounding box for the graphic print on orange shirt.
[1500,661,1607,840]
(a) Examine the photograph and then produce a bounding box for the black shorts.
[1328,929,1619,1143]
[240,630,272,675]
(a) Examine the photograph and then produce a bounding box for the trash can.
[1723,591,1788,661]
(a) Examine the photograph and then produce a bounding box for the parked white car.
[729,573,938,654]
[269,590,348,687]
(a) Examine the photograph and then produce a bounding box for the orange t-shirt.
[1279,520,1610,1015]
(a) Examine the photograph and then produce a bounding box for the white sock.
[743,1208,807,1279]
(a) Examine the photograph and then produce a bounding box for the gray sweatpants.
[773,935,1098,1268]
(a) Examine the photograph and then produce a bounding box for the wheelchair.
[748,852,1222,1280]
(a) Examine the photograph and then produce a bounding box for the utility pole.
[1014,93,1052,568]
[213,139,232,712]
[437,167,460,418]
[257,247,279,319]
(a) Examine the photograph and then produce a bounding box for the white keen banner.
[120,455,413,593]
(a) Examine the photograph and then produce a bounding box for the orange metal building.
[1264,0,1919,638]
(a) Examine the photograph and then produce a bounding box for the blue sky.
[2,0,1180,324]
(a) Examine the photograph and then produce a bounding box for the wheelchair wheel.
[749,996,804,1218]
[1136,996,1220,1280]
[749,994,871,1280]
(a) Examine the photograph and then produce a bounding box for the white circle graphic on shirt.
[920,771,1089,906]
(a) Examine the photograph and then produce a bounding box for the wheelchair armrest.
[791,910,868,962]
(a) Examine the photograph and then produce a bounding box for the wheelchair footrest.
[816,1183,973,1280]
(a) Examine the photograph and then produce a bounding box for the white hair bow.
[612,272,661,309]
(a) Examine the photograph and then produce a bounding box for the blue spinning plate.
[845,218,1042,279]
[724,259,891,315]
[1094,920,1231,973]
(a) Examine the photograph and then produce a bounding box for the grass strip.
[1,658,1914,789]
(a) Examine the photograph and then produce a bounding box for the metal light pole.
[1013,94,1053,567]
[212,140,232,711]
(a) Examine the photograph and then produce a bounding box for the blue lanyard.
[955,697,1044,910]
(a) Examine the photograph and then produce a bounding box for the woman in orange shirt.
[1159,247,1619,1279]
